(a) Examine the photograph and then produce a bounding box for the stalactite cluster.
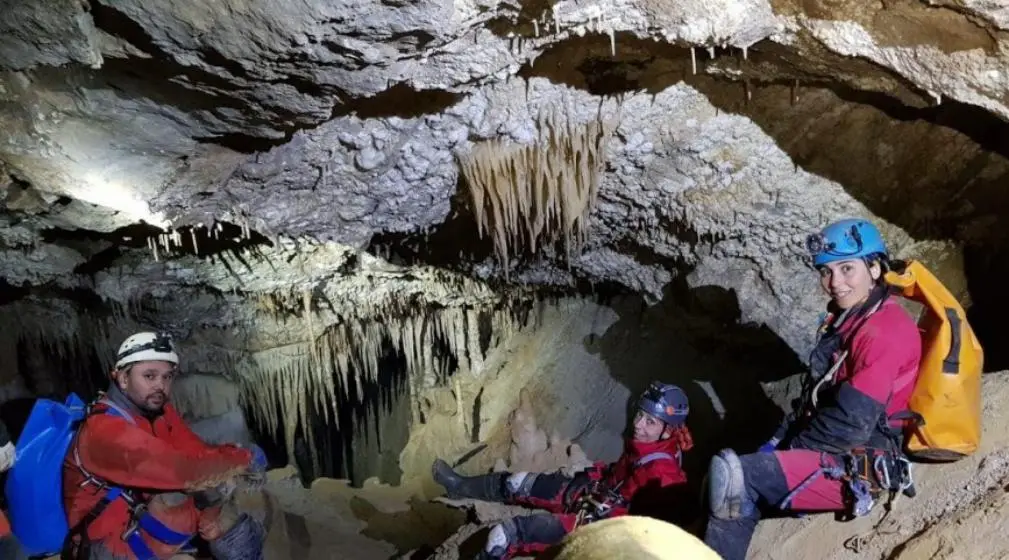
[237,302,531,466]
[0,266,541,473]
[460,108,616,279]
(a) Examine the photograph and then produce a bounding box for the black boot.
[432,459,507,501]
[475,548,505,560]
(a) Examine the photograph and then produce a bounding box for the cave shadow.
[588,278,806,503]
[962,243,1009,372]
[348,494,468,559]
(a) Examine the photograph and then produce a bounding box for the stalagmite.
[459,107,616,279]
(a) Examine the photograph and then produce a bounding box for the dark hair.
[865,253,906,284]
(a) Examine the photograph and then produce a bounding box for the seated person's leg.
[433,460,573,509]
[481,514,569,560]
[433,459,508,502]
[705,449,844,560]
[204,499,265,560]
[506,472,571,510]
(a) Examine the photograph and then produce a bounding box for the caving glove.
[757,437,780,453]
[249,444,268,473]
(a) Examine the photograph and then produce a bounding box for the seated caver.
[703,219,924,560]
[433,382,694,560]
[60,332,268,560]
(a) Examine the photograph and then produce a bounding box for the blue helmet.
[637,382,689,426]
[806,218,887,267]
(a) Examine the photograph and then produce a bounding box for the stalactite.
[239,300,538,467]
[459,108,616,279]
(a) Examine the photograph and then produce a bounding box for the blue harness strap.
[78,400,195,559]
[137,514,193,545]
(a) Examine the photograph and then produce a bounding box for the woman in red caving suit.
[703,218,923,560]
[432,382,694,560]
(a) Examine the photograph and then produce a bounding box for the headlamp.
[806,225,864,259]
[117,331,175,362]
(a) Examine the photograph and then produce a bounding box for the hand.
[0,442,15,472]
[248,444,268,473]
[242,472,268,491]
[757,437,780,453]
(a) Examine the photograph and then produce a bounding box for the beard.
[138,392,167,413]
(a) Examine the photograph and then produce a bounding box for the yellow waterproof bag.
[885,260,984,461]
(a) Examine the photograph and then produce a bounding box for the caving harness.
[568,451,680,528]
[64,395,195,560]
[780,289,921,521]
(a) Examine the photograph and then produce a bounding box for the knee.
[738,451,789,505]
[505,472,537,498]
[484,518,518,557]
[707,449,755,520]
[207,512,265,560]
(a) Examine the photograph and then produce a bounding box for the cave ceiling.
[2,0,1008,364]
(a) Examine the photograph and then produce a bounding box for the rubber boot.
[475,549,505,560]
[432,459,507,501]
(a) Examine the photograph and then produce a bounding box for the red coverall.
[506,435,688,557]
[62,392,253,559]
[774,297,922,510]
[705,296,922,560]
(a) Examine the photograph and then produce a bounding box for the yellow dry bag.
[885,260,984,462]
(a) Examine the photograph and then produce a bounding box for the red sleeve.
[617,460,687,518]
[161,404,230,454]
[76,414,253,492]
[605,461,688,520]
[602,457,629,487]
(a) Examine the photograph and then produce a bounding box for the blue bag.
[6,393,88,557]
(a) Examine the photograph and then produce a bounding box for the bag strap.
[93,397,137,426]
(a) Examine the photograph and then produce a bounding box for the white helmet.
[115,331,179,370]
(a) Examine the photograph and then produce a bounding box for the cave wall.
[2,0,1008,491]
[0,73,981,484]
[398,291,807,483]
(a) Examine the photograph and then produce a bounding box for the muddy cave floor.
[214,370,1009,560]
